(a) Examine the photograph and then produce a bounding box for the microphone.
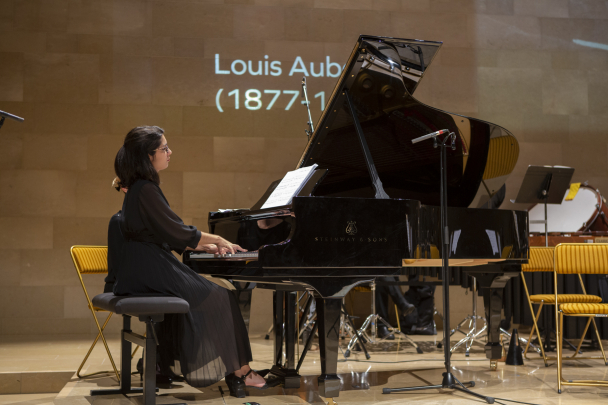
[0,110,24,122]
[411,129,449,144]
[301,76,306,98]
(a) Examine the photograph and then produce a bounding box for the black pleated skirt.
[114,240,252,387]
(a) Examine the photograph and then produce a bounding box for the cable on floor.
[338,357,490,364]
[493,398,540,405]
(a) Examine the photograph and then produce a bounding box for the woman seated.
[112,125,265,398]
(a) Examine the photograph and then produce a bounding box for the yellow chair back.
[555,243,608,275]
[522,246,554,272]
[71,246,108,275]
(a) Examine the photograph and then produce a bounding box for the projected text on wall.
[214,54,343,112]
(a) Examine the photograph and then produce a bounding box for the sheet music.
[261,164,318,209]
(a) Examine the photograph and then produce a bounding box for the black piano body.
[184,35,528,398]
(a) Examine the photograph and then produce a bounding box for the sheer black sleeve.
[138,182,202,253]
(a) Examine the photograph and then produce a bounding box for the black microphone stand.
[382,131,495,404]
[301,76,314,141]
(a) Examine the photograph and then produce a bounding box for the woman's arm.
[139,183,245,254]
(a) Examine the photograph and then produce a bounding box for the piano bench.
[89,293,190,405]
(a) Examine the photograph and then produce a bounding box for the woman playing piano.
[112,126,266,397]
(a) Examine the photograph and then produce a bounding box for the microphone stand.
[382,131,495,404]
[301,77,314,141]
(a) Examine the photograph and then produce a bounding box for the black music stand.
[514,165,574,247]
[514,166,573,354]
[382,131,495,404]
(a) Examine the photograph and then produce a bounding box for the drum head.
[529,186,599,233]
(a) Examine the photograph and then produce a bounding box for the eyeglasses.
[155,145,170,153]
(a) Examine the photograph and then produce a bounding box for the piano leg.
[285,291,297,369]
[270,290,301,388]
[476,270,517,361]
[316,297,342,398]
[482,286,504,360]
[273,291,284,366]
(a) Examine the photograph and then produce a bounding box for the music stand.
[514,166,573,354]
[514,166,574,247]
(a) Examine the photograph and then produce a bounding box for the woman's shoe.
[225,373,246,398]
[166,368,185,382]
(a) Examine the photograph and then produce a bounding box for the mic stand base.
[383,372,494,404]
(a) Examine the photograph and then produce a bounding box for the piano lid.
[297,35,519,208]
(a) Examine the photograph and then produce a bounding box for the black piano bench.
[89,292,190,405]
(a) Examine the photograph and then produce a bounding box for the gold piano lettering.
[314,236,388,242]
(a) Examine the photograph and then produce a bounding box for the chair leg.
[557,312,564,393]
[591,318,608,366]
[91,315,143,396]
[536,303,549,364]
[95,315,120,381]
[590,318,608,366]
[571,318,592,359]
[143,321,157,405]
[120,315,133,391]
[77,312,120,380]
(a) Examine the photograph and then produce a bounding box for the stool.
[90,293,190,405]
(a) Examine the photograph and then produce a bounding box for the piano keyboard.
[189,252,259,260]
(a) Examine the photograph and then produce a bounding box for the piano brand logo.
[314,236,388,242]
[314,221,388,243]
[346,221,357,236]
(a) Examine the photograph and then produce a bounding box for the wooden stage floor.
[1,333,608,404]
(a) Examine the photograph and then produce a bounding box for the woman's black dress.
[112,179,252,387]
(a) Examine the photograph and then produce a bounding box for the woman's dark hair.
[114,126,164,189]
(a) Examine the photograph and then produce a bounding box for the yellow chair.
[521,246,603,366]
[555,243,608,393]
[71,245,120,380]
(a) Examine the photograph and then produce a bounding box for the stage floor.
[2,333,608,404]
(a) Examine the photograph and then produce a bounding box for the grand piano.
[184,35,529,398]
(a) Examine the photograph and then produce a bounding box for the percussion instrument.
[529,184,608,233]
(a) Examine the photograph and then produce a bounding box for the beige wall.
[0,0,607,336]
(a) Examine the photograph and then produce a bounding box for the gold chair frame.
[554,243,608,393]
[521,246,605,366]
[71,245,141,380]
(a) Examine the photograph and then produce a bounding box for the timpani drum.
[528,184,608,233]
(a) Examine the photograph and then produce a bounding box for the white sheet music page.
[261,164,318,209]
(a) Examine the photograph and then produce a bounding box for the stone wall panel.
[0,0,606,336]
